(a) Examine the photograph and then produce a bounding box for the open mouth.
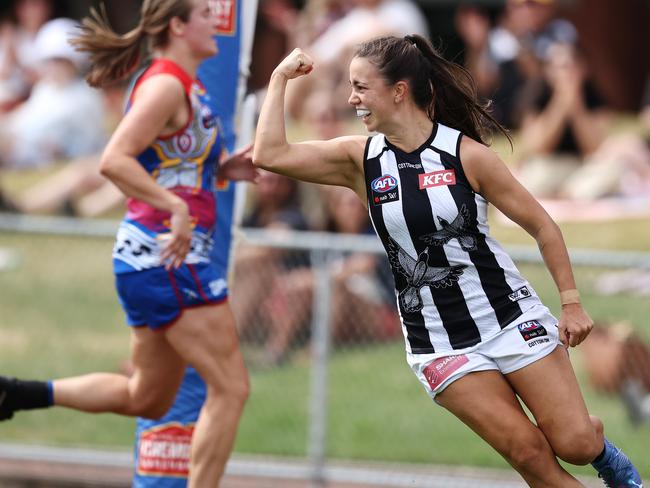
[356,108,371,118]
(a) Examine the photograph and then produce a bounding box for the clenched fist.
[272,48,314,80]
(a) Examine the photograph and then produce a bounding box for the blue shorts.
[115,263,228,330]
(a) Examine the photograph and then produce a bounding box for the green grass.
[1,228,650,479]
[492,216,650,252]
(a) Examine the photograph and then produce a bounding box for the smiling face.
[348,56,396,133]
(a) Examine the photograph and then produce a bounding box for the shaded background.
[1,0,647,110]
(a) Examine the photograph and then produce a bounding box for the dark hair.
[354,34,510,146]
[70,0,192,87]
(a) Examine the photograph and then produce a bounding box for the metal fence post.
[308,249,332,488]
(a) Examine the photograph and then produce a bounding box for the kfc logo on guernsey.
[211,0,237,35]
[423,354,469,390]
[136,423,194,477]
[419,169,456,190]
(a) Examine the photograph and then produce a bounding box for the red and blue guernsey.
[113,59,223,275]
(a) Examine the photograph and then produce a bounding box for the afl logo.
[371,174,398,193]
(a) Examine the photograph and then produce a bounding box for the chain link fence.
[1,213,649,486]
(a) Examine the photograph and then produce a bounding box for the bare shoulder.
[459,135,495,163]
[132,73,185,108]
[459,135,507,194]
[337,135,368,165]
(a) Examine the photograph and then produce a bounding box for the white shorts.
[408,304,562,402]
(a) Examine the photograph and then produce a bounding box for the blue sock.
[46,381,54,407]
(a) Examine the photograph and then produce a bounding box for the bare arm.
[99,75,191,269]
[461,136,593,347]
[519,90,572,156]
[253,48,367,200]
[567,104,611,156]
[520,58,610,158]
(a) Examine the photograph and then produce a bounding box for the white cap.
[34,18,88,70]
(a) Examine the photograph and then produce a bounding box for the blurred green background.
[1,215,649,479]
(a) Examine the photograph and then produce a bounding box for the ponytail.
[355,35,510,146]
[71,0,193,88]
[71,4,146,87]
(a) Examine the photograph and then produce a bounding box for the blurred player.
[133,1,256,483]
[0,2,255,486]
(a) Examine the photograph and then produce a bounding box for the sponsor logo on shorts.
[136,422,194,477]
[517,320,548,342]
[527,338,550,348]
[418,169,456,190]
[209,278,227,296]
[423,354,469,390]
[371,174,400,206]
[182,288,199,300]
[508,286,531,302]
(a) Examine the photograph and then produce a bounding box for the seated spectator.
[513,41,614,198]
[0,17,106,170]
[11,81,127,216]
[494,72,649,224]
[562,75,650,200]
[230,170,312,347]
[565,128,650,200]
[0,0,56,113]
[455,0,577,129]
[260,186,399,365]
[13,154,124,216]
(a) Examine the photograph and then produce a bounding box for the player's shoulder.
[135,74,185,97]
[130,74,186,112]
[336,135,368,164]
[459,134,495,163]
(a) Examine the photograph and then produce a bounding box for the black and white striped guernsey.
[364,122,542,355]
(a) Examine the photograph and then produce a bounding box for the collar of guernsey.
[113,58,223,274]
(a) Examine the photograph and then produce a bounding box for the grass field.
[1,218,649,479]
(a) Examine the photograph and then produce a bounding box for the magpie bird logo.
[420,204,477,252]
[387,238,466,313]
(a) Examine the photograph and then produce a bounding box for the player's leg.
[53,326,186,417]
[164,302,249,487]
[507,346,643,487]
[436,370,586,488]
[1,327,187,419]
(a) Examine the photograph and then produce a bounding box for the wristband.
[560,289,581,305]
